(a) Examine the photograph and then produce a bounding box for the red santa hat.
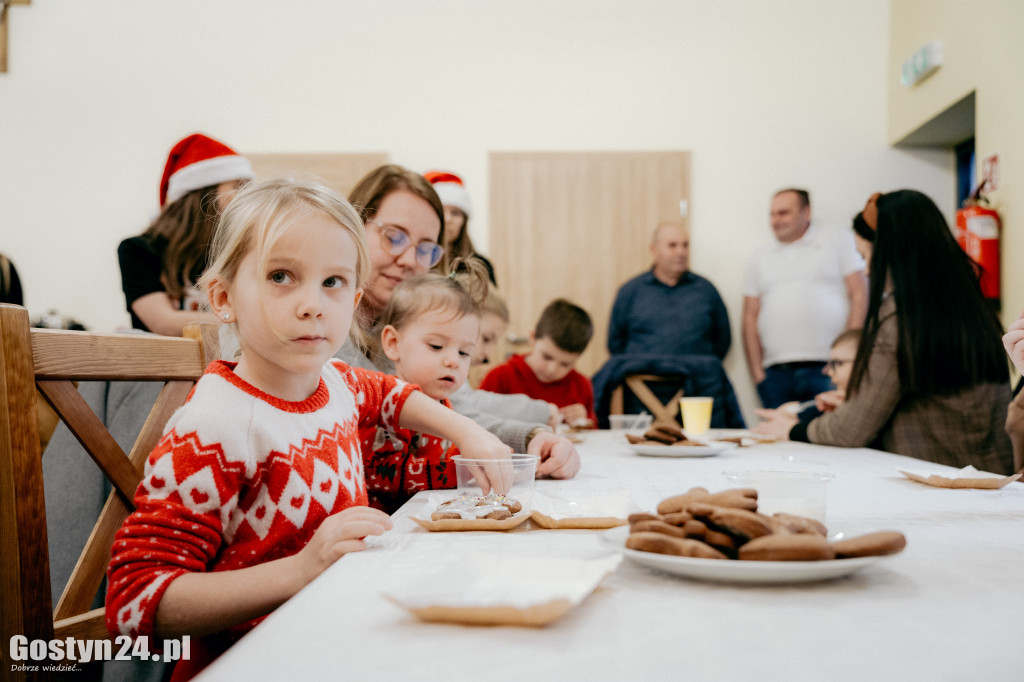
[423,170,473,219]
[160,133,254,207]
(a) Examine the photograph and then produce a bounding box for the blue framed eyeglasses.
[368,221,444,269]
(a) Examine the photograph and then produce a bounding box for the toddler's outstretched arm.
[399,390,513,493]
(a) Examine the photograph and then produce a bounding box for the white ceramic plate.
[628,441,739,458]
[600,526,885,584]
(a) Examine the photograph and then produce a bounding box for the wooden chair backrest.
[609,374,684,425]
[0,305,217,648]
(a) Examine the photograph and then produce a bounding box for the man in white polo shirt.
[742,188,867,408]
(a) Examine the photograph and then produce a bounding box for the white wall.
[0,0,953,422]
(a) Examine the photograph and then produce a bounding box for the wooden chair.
[609,374,685,425]
[0,304,217,649]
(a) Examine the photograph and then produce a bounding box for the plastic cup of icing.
[721,470,834,524]
[608,413,653,435]
[452,454,538,511]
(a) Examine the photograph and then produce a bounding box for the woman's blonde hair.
[378,257,489,338]
[199,177,369,343]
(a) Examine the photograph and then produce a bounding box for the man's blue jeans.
[756,362,834,409]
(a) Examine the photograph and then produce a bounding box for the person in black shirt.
[118,133,253,335]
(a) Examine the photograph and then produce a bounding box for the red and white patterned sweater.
[106,359,415,644]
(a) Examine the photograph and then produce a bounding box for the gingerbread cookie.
[626,532,727,560]
[738,533,835,561]
[431,494,522,521]
[772,512,828,536]
[630,519,690,539]
[831,531,906,558]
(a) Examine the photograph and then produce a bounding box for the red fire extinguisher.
[957,182,1001,299]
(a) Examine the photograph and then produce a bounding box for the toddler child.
[480,298,596,427]
[363,259,491,513]
[105,179,510,679]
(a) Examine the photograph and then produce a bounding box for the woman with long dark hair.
[756,189,1013,474]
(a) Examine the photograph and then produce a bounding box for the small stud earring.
[222,313,230,321]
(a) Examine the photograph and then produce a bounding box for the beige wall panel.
[489,152,690,378]
[246,153,389,201]
[890,0,1024,331]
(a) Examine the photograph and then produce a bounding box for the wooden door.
[489,152,691,377]
[245,152,389,199]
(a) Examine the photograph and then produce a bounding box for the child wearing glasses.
[361,259,491,513]
[106,179,511,677]
[763,328,861,424]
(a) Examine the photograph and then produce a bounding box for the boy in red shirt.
[481,299,596,427]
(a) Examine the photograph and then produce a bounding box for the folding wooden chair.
[609,374,685,425]
[0,304,216,650]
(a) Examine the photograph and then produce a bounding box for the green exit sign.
[901,41,944,87]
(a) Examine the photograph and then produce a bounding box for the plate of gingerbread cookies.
[600,486,906,584]
[410,493,530,532]
[628,442,739,457]
[625,422,739,457]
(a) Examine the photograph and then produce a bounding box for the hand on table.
[527,431,581,479]
[1003,308,1024,374]
[752,408,798,440]
[296,506,392,586]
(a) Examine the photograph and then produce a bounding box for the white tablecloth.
[200,431,1024,681]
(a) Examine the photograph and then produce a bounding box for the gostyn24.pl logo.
[8,635,190,669]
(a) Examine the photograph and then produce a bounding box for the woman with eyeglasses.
[756,190,1013,475]
[338,164,581,480]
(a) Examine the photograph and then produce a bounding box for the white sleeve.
[836,229,866,276]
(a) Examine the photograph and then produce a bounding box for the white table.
[201,431,1024,681]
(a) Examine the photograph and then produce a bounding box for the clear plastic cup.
[608,413,653,435]
[452,454,538,511]
[721,470,834,523]
[679,397,713,437]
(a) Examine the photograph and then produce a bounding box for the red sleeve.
[337,363,418,433]
[106,499,223,640]
[106,424,243,640]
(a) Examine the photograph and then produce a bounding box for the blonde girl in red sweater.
[106,178,511,679]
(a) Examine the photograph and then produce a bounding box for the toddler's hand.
[455,430,514,495]
[296,506,392,587]
[1003,309,1024,375]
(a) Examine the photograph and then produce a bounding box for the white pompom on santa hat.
[160,133,254,207]
[423,170,472,219]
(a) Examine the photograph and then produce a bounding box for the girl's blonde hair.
[379,257,490,335]
[479,284,509,323]
[199,177,369,342]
